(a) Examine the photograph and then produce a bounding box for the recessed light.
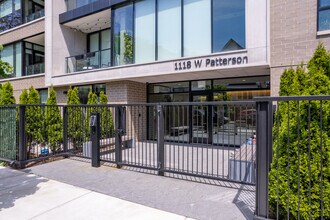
[242,80,246,82]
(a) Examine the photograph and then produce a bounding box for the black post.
[18,106,27,169]
[63,106,68,156]
[254,101,272,220]
[91,112,100,167]
[157,105,165,176]
[115,106,122,168]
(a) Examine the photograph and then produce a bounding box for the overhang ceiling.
[24,33,45,45]
[63,9,111,33]
[129,66,270,84]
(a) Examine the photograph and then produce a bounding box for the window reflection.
[113,4,134,66]
[212,0,245,52]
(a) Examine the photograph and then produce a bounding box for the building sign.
[174,55,248,71]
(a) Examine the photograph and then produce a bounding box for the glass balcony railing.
[65,49,111,73]
[26,63,45,76]
[25,9,45,23]
[66,0,98,11]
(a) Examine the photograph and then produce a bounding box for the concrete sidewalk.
[1,159,255,220]
[0,166,192,220]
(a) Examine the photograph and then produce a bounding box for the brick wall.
[0,19,44,45]
[0,75,46,102]
[270,0,330,95]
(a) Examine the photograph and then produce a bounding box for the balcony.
[66,49,111,73]
[26,63,45,76]
[66,0,98,11]
[25,9,45,23]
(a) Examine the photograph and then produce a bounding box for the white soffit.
[63,9,111,33]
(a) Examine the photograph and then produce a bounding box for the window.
[113,3,133,66]
[318,0,330,31]
[0,42,22,78]
[134,0,156,63]
[157,0,182,60]
[76,84,106,104]
[110,0,246,65]
[38,89,48,104]
[183,0,211,57]
[212,0,245,52]
[87,29,111,68]
[24,42,45,76]
[0,0,22,33]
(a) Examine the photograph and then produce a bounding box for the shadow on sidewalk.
[0,167,48,211]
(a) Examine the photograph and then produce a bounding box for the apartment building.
[0,0,46,101]
[1,0,328,103]
[271,0,330,96]
[42,0,269,105]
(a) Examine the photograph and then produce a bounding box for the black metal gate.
[96,102,257,185]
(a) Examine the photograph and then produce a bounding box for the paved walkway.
[0,159,255,220]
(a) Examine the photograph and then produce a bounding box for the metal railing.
[65,0,98,11]
[254,95,330,220]
[26,63,45,75]
[65,49,111,73]
[25,9,45,23]
[1,96,328,219]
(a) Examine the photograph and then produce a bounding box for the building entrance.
[191,93,213,144]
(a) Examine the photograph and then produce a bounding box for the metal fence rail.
[1,96,328,219]
[254,96,330,220]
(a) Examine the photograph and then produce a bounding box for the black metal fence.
[254,96,330,220]
[1,96,328,219]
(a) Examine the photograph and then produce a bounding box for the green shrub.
[26,86,43,146]
[45,86,63,153]
[0,82,16,160]
[269,43,330,219]
[99,91,113,138]
[0,82,16,105]
[67,87,84,149]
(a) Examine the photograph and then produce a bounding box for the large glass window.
[87,29,111,68]
[0,42,22,78]
[157,0,182,60]
[318,0,330,31]
[25,42,45,76]
[183,0,211,57]
[135,0,156,63]
[0,0,22,33]
[113,4,134,66]
[212,0,245,52]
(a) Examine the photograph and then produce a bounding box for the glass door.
[191,93,212,144]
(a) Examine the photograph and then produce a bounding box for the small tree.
[0,82,16,104]
[99,91,113,138]
[0,45,13,78]
[45,86,63,153]
[269,43,330,219]
[85,87,98,139]
[26,86,43,149]
[19,89,28,104]
[0,82,16,160]
[67,87,84,149]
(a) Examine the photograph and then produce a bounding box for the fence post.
[18,105,27,169]
[157,105,165,176]
[254,101,272,220]
[115,106,123,168]
[91,112,100,167]
[63,106,68,157]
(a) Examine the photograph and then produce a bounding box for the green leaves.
[0,82,16,105]
[25,86,43,144]
[269,43,330,219]
[0,44,13,78]
[45,86,63,152]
